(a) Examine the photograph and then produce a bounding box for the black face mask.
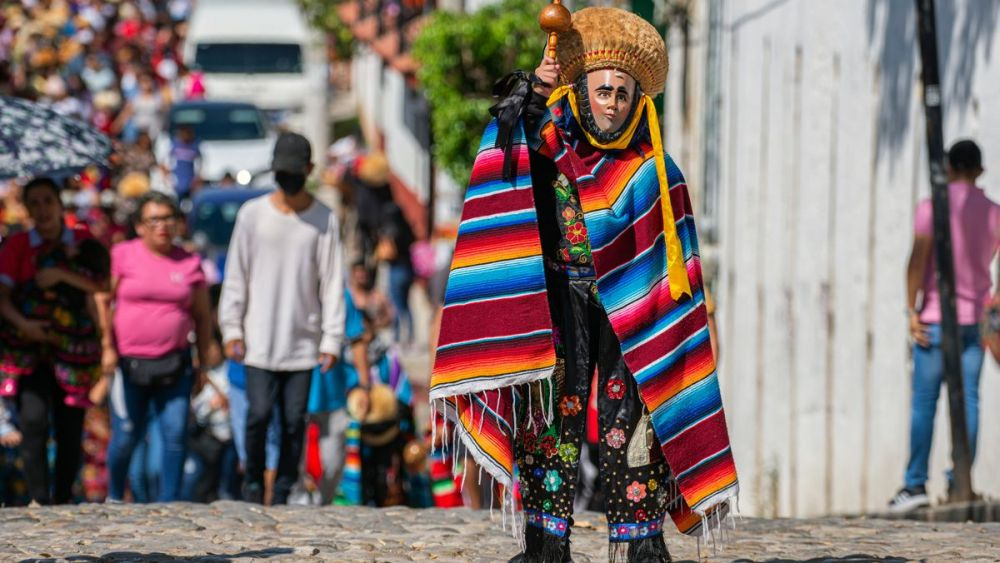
[275,171,307,195]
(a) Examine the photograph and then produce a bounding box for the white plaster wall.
[665,0,1000,517]
[352,47,433,204]
[381,69,431,203]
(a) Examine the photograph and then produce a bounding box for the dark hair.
[948,140,983,174]
[132,191,181,225]
[23,177,61,201]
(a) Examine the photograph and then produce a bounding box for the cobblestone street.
[0,502,998,562]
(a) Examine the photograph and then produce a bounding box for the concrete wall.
[663,0,1000,517]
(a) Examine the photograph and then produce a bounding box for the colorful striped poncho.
[430,91,739,536]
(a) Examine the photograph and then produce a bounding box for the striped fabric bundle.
[430,97,738,535]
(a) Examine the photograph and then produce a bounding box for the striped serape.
[430,94,738,535]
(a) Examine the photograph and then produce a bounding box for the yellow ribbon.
[546,86,693,301]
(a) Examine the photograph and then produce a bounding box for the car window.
[193,200,246,247]
[170,106,266,141]
[194,43,303,74]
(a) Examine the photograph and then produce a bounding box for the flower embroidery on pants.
[540,435,558,458]
[558,443,579,465]
[605,427,626,449]
[559,395,583,417]
[543,470,563,492]
[606,378,626,400]
[626,480,647,503]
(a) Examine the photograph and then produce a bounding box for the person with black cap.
[219,132,350,505]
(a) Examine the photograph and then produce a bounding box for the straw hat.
[116,172,150,199]
[556,7,668,96]
[357,151,390,186]
[347,384,401,446]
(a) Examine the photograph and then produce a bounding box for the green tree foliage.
[298,0,355,60]
[412,0,545,186]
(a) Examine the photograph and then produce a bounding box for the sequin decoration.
[625,480,647,503]
[606,378,626,400]
[543,470,563,492]
[606,427,626,449]
[558,443,579,465]
[559,395,583,417]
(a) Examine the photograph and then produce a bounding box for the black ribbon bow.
[489,71,545,181]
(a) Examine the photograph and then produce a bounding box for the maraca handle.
[547,31,558,60]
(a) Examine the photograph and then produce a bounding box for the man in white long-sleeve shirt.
[219,132,346,505]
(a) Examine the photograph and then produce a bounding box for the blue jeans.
[107,362,194,502]
[126,414,162,503]
[388,262,414,344]
[905,324,983,490]
[228,383,280,470]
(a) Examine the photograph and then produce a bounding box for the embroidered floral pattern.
[552,174,593,266]
[634,509,648,521]
[559,395,583,417]
[539,435,558,458]
[543,470,563,492]
[647,478,658,492]
[605,427,626,449]
[558,443,579,465]
[523,430,538,452]
[626,480,647,503]
[543,499,553,511]
[527,510,569,537]
[606,378,626,400]
[566,222,588,245]
[608,519,662,542]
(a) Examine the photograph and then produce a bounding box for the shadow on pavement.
[726,556,909,563]
[20,547,296,562]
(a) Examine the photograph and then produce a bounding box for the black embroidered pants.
[514,272,672,563]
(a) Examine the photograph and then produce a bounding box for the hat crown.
[556,7,668,96]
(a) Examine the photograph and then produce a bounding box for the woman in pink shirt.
[890,140,1000,512]
[98,192,220,502]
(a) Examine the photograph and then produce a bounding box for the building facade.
[663,0,1000,517]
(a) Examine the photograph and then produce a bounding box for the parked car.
[156,100,275,186]
[188,186,272,281]
[184,0,329,168]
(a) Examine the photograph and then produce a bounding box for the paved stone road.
[1,502,998,562]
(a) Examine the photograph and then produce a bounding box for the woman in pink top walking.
[97,192,220,502]
[890,140,1000,512]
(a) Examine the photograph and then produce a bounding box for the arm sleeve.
[318,213,346,356]
[914,199,933,237]
[219,206,251,343]
[344,290,364,343]
[0,235,25,288]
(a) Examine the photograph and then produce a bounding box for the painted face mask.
[574,68,639,144]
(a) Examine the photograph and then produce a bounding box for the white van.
[184,0,328,167]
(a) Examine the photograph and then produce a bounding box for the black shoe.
[625,536,672,563]
[508,528,573,563]
[888,486,930,513]
[242,482,264,505]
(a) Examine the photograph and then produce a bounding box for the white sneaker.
[888,487,930,513]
